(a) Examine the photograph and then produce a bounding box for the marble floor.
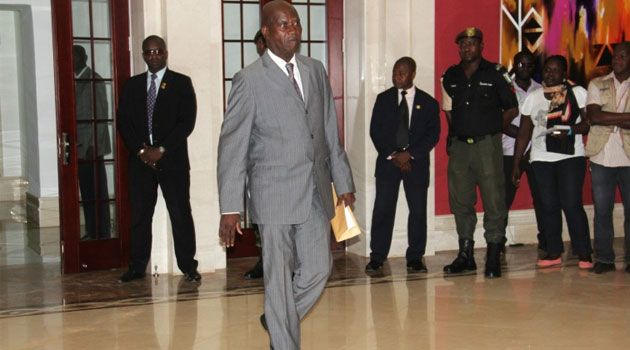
[1,198,630,349]
[1,243,630,349]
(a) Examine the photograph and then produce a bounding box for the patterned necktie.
[285,63,303,101]
[396,90,409,150]
[147,73,157,137]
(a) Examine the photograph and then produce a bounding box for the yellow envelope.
[330,184,361,242]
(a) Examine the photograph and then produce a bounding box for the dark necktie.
[285,63,303,101]
[396,90,409,150]
[147,73,157,138]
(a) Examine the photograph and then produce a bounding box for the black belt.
[454,133,496,145]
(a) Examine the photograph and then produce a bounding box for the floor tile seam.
[0,287,269,319]
[0,267,520,317]
[2,262,623,319]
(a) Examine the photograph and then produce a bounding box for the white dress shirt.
[398,86,416,127]
[146,67,167,95]
[267,49,304,100]
[145,67,166,144]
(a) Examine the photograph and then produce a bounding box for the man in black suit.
[365,57,441,273]
[117,35,200,283]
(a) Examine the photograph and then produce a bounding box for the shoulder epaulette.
[442,64,457,78]
[493,64,512,84]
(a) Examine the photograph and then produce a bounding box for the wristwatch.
[159,146,165,154]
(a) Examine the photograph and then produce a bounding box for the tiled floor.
[1,199,630,349]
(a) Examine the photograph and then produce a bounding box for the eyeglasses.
[143,49,165,56]
[517,62,535,68]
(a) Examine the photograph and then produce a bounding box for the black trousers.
[128,161,198,274]
[369,159,429,263]
[503,155,545,245]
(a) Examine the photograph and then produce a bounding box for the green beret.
[455,27,483,43]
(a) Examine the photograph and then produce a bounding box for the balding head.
[262,0,294,27]
[261,0,302,62]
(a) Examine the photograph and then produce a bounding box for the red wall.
[434,0,504,215]
[434,0,595,215]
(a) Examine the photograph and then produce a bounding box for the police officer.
[440,27,518,278]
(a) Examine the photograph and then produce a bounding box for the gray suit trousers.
[259,185,332,350]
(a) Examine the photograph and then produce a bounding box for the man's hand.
[511,164,522,188]
[219,213,242,247]
[337,192,356,207]
[139,143,164,168]
[399,161,412,173]
[391,151,412,167]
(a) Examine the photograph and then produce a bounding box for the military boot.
[443,239,476,274]
[485,242,502,278]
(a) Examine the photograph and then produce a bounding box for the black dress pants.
[128,161,198,274]
[369,159,429,263]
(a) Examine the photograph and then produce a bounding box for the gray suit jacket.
[218,52,355,224]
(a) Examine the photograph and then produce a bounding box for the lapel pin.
[415,104,421,110]
[161,82,167,90]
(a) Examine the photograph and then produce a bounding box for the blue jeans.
[590,162,630,263]
[531,157,592,255]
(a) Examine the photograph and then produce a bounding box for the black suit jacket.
[369,86,440,177]
[117,69,197,171]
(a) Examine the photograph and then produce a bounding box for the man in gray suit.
[217,1,355,349]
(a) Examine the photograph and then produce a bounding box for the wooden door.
[52,0,130,273]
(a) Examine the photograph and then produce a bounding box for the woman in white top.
[511,55,593,269]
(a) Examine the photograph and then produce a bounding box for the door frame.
[51,0,131,273]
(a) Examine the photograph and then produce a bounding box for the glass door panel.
[72,0,117,243]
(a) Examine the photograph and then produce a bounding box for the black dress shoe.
[365,260,383,272]
[592,262,616,274]
[184,270,202,282]
[260,313,268,332]
[244,259,264,279]
[118,270,146,283]
[407,259,428,272]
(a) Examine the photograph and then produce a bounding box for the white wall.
[133,0,225,273]
[0,10,24,177]
[344,0,439,258]
[0,1,57,198]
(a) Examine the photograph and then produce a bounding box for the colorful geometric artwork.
[501,0,630,86]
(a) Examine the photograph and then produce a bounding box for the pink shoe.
[578,260,594,269]
[578,254,594,269]
[537,257,562,267]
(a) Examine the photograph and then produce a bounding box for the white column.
[135,0,225,274]
[344,0,438,258]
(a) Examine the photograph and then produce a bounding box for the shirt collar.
[398,86,416,97]
[267,49,297,74]
[75,66,88,78]
[514,79,541,94]
[609,71,630,85]
[148,66,167,80]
